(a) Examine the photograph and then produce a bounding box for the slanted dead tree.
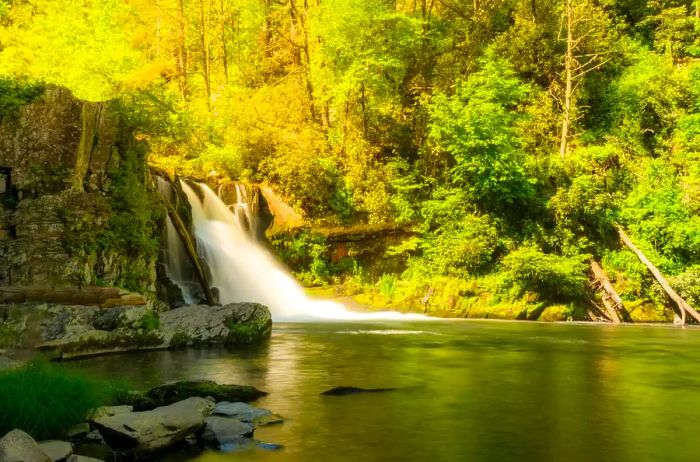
[617,226,700,325]
[589,260,624,323]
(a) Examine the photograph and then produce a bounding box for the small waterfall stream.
[163,179,425,321]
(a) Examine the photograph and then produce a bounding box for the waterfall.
[180,180,426,321]
[156,177,199,304]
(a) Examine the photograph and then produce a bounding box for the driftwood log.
[590,260,623,323]
[617,227,700,324]
[0,286,145,307]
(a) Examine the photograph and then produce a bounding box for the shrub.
[0,78,44,117]
[499,244,589,301]
[0,360,126,439]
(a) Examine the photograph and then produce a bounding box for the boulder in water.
[0,430,51,462]
[199,416,254,449]
[321,386,398,396]
[92,397,214,455]
[133,380,267,411]
[159,303,272,346]
[213,402,283,425]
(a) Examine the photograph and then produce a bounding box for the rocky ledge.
[0,302,271,359]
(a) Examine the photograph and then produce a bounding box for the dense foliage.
[2,0,700,317]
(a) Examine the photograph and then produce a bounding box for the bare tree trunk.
[590,260,623,323]
[156,0,162,58]
[220,0,229,84]
[198,0,212,110]
[177,0,189,101]
[559,0,573,158]
[617,227,700,324]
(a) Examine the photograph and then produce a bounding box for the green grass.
[0,360,128,440]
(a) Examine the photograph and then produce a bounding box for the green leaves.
[427,55,534,210]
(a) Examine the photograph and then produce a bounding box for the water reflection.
[68,321,700,462]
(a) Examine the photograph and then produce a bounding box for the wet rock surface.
[133,381,267,411]
[92,397,214,456]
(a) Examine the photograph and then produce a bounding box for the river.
[67,320,700,462]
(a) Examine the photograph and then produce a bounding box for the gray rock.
[160,303,272,346]
[213,402,283,425]
[0,355,22,371]
[65,423,90,440]
[90,405,133,420]
[66,456,103,462]
[199,416,253,448]
[92,397,214,455]
[0,430,51,462]
[37,441,72,462]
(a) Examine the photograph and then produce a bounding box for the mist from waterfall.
[179,180,427,321]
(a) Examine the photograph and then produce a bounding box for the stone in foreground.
[133,380,267,411]
[213,402,283,425]
[199,416,253,449]
[37,441,72,462]
[0,430,51,462]
[92,397,213,455]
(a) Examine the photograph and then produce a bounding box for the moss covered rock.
[132,381,267,411]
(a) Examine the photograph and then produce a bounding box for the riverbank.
[306,283,674,323]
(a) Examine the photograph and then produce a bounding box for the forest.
[1,0,700,322]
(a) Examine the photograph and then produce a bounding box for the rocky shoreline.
[0,302,271,360]
[0,380,284,461]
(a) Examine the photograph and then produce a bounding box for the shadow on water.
[67,320,700,462]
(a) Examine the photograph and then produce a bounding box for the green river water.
[68,320,700,462]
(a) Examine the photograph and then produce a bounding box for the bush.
[499,244,589,301]
[0,78,44,117]
[0,360,126,439]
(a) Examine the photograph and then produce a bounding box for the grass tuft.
[0,360,128,440]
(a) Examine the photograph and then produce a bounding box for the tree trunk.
[590,260,623,323]
[198,0,212,110]
[559,0,573,158]
[177,0,188,101]
[0,286,146,307]
[617,227,700,324]
[220,0,229,84]
[162,199,216,306]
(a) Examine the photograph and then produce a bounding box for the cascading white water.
[180,180,427,321]
[156,177,198,304]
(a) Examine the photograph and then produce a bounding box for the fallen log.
[617,227,699,324]
[0,286,146,307]
[590,260,623,323]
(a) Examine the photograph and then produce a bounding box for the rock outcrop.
[0,302,271,357]
[92,397,214,455]
[0,85,161,295]
[0,430,51,462]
